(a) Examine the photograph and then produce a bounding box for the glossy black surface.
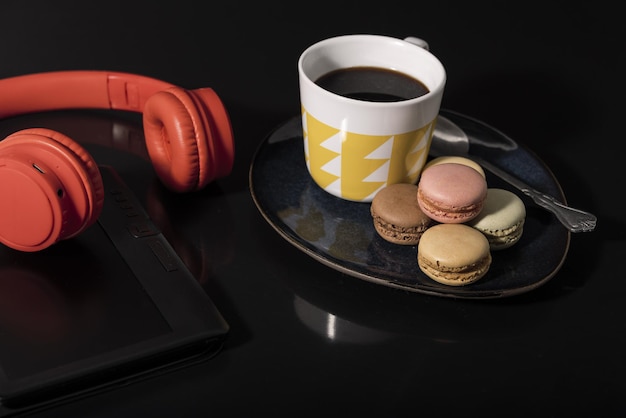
[0,166,227,416]
[250,110,570,298]
[0,1,622,417]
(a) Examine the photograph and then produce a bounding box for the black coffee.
[314,66,429,102]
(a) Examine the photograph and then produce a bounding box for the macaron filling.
[418,253,492,285]
[372,216,430,244]
[416,190,484,222]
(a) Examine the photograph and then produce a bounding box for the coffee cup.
[298,34,446,202]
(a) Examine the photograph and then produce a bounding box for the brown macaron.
[370,183,433,245]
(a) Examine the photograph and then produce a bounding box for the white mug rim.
[298,34,446,109]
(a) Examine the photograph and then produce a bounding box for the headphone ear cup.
[0,128,104,252]
[142,86,234,193]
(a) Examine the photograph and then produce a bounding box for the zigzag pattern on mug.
[303,110,432,201]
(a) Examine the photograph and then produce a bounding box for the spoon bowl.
[429,114,469,156]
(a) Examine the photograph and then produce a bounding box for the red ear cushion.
[6,128,104,233]
[187,88,235,181]
[142,87,210,193]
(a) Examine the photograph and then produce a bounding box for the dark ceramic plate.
[249,109,570,299]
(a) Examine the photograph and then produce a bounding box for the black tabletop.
[1,1,623,417]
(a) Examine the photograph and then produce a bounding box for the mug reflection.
[294,295,391,345]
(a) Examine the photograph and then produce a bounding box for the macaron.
[424,155,486,178]
[370,183,433,245]
[467,188,526,250]
[417,163,487,223]
[417,223,492,286]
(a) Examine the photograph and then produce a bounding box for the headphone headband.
[0,70,235,251]
[0,71,177,118]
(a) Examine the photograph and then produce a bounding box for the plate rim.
[249,110,571,299]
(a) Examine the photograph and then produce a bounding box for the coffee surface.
[315,66,429,102]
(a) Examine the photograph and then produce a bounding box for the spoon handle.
[472,156,597,233]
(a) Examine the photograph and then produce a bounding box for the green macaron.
[467,188,526,250]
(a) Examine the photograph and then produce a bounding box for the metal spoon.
[430,115,597,233]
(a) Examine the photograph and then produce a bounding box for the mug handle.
[403,36,430,51]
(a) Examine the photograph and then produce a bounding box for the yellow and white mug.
[298,34,446,202]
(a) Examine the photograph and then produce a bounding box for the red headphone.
[0,71,235,252]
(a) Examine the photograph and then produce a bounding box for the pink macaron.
[417,162,487,223]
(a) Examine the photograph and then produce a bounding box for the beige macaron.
[423,155,486,178]
[417,223,492,286]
